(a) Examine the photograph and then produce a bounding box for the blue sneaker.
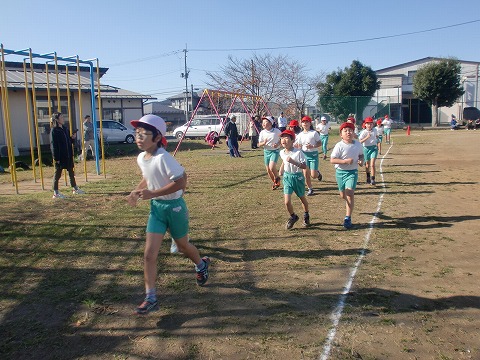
[136,298,158,315]
[343,218,353,229]
[196,257,210,286]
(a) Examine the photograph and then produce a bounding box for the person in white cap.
[258,116,282,189]
[315,116,331,160]
[127,114,210,314]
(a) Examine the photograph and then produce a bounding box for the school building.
[375,57,480,125]
[0,61,154,154]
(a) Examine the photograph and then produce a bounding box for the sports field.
[0,128,478,359]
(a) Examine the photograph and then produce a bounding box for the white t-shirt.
[259,128,282,150]
[294,130,321,153]
[330,140,364,170]
[382,119,392,129]
[316,122,331,135]
[359,128,378,147]
[376,125,384,136]
[137,147,185,200]
[278,116,288,128]
[280,148,305,173]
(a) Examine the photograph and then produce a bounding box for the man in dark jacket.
[50,112,85,198]
[224,115,240,157]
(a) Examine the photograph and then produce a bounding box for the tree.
[413,58,464,127]
[316,60,379,121]
[205,54,323,118]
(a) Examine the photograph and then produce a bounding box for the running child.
[315,116,331,160]
[258,116,282,190]
[127,114,210,315]
[279,129,310,229]
[330,122,364,229]
[359,117,378,185]
[375,119,384,155]
[294,116,322,196]
[287,119,302,135]
[382,115,392,144]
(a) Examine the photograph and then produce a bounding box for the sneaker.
[323,154,327,160]
[343,218,353,230]
[196,257,210,286]
[371,179,376,186]
[307,188,314,196]
[366,178,371,184]
[272,178,281,190]
[136,298,158,315]
[286,214,299,230]
[303,213,310,227]
[317,172,323,181]
[52,192,66,199]
[72,188,85,195]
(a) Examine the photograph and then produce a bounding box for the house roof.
[167,90,202,100]
[145,103,185,114]
[376,57,480,73]
[2,62,154,100]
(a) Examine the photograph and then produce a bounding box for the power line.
[105,50,182,67]
[189,20,480,52]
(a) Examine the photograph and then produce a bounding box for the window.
[103,109,123,123]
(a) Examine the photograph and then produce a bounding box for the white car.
[98,120,135,144]
[173,116,225,139]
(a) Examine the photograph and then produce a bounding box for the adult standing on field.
[278,112,288,132]
[249,115,261,149]
[80,115,95,161]
[225,115,241,157]
[382,115,392,144]
[50,112,85,199]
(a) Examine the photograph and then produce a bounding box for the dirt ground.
[0,129,479,360]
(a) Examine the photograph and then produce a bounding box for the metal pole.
[183,47,188,124]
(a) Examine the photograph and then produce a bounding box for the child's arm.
[287,156,306,169]
[279,162,284,176]
[137,174,186,201]
[357,154,364,167]
[330,157,354,165]
[127,178,147,206]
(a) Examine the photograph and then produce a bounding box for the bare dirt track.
[0,129,479,360]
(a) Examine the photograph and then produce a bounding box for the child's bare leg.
[144,232,164,291]
[344,189,354,217]
[266,165,275,182]
[175,235,202,265]
[269,162,279,179]
[284,194,294,214]
[299,195,309,213]
[370,158,376,177]
[304,168,312,188]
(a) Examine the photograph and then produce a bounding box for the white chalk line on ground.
[319,142,394,360]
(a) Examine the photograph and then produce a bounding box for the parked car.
[98,120,135,144]
[391,119,406,129]
[173,116,225,139]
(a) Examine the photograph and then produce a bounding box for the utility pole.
[181,45,189,123]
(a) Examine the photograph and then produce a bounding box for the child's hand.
[138,189,154,201]
[358,160,364,167]
[344,158,353,165]
[127,191,140,207]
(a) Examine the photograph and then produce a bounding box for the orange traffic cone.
[407,125,411,135]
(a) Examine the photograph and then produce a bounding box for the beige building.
[0,61,154,152]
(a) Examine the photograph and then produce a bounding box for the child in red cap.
[330,122,364,229]
[279,129,310,229]
[358,117,379,185]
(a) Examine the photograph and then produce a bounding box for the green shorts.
[147,197,189,239]
[283,171,306,197]
[363,145,378,161]
[264,149,280,166]
[384,128,391,135]
[335,169,358,191]
[377,135,383,143]
[302,151,319,171]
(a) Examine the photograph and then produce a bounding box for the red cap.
[301,116,312,122]
[340,122,355,131]
[288,120,299,127]
[280,129,296,141]
[347,116,356,124]
[364,117,374,123]
[384,115,389,119]
[376,119,383,125]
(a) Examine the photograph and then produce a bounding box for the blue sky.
[2,0,479,101]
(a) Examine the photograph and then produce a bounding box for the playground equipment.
[173,89,272,156]
[0,45,106,194]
